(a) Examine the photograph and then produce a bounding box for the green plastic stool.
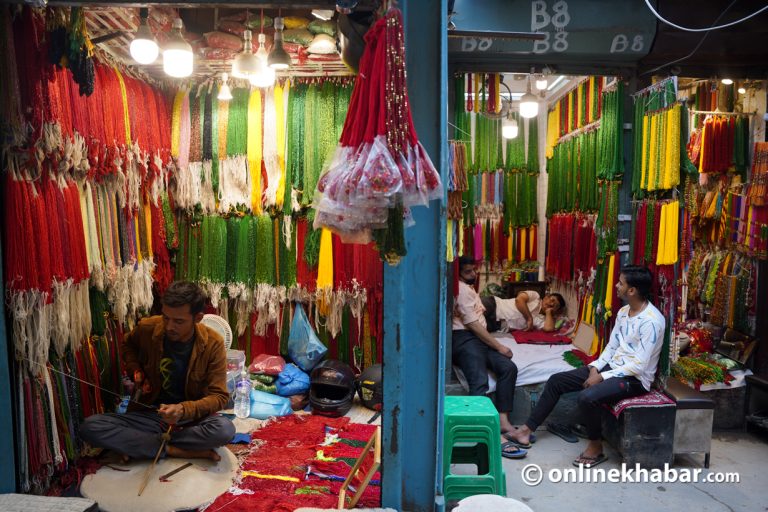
[443,396,506,501]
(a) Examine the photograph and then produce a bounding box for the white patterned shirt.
[588,302,666,391]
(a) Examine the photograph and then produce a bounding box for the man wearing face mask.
[452,256,524,459]
[504,266,665,468]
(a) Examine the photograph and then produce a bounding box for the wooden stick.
[348,427,381,508]
[337,426,381,510]
[159,462,193,482]
[138,425,173,496]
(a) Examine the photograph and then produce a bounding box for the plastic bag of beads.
[354,136,402,207]
[413,141,443,203]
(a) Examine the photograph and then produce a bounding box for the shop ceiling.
[448,0,768,81]
[40,1,381,81]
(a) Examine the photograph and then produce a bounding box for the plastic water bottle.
[234,370,251,419]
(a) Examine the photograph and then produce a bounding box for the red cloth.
[511,330,571,345]
[609,390,675,418]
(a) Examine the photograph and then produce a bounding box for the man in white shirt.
[482,291,567,333]
[504,266,665,467]
[452,256,524,459]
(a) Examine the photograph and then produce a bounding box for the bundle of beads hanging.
[313,8,442,262]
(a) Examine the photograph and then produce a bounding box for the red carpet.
[205,415,381,511]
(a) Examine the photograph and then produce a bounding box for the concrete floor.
[469,429,768,512]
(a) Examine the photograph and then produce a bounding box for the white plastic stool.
[452,494,534,512]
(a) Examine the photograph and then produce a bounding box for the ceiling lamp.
[738,86,747,94]
[721,78,734,85]
[162,18,193,78]
[519,79,539,119]
[268,17,292,70]
[502,115,519,139]
[535,74,548,91]
[218,73,233,101]
[130,8,158,64]
[250,32,275,88]
[232,30,260,79]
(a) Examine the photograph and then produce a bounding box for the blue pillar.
[382,1,448,511]
[0,237,17,492]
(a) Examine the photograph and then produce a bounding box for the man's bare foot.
[166,445,221,462]
[577,440,603,460]
[503,425,532,446]
[499,413,515,434]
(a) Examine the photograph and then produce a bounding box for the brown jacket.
[122,315,229,422]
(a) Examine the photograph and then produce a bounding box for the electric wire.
[641,0,739,76]
[644,0,768,32]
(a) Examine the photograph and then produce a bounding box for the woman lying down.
[481,290,567,333]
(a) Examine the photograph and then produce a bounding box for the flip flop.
[546,422,578,443]
[503,427,536,450]
[572,453,608,468]
[502,431,536,449]
[501,442,528,459]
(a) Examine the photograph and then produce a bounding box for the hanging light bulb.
[738,86,746,94]
[268,17,292,70]
[130,8,159,64]
[519,79,539,119]
[535,74,548,91]
[721,78,734,85]
[163,18,193,78]
[502,115,519,139]
[232,30,260,79]
[249,32,275,88]
[218,73,233,101]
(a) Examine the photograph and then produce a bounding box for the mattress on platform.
[454,333,575,392]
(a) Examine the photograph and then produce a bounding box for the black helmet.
[309,359,356,417]
[356,364,382,411]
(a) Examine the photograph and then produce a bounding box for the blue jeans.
[79,411,235,459]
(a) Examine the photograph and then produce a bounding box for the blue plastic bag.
[275,363,311,396]
[287,304,327,371]
[249,388,292,419]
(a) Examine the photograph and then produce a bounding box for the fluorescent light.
[547,75,566,91]
[312,9,334,20]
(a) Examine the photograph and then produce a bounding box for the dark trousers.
[525,365,647,440]
[452,330,518,413]
[79,411,235,459]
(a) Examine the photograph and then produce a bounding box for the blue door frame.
[382,1,448,511]
[0,236,17,492]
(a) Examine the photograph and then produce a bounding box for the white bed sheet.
[454,333,575,393]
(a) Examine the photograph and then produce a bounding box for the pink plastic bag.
[249,354,286,376]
